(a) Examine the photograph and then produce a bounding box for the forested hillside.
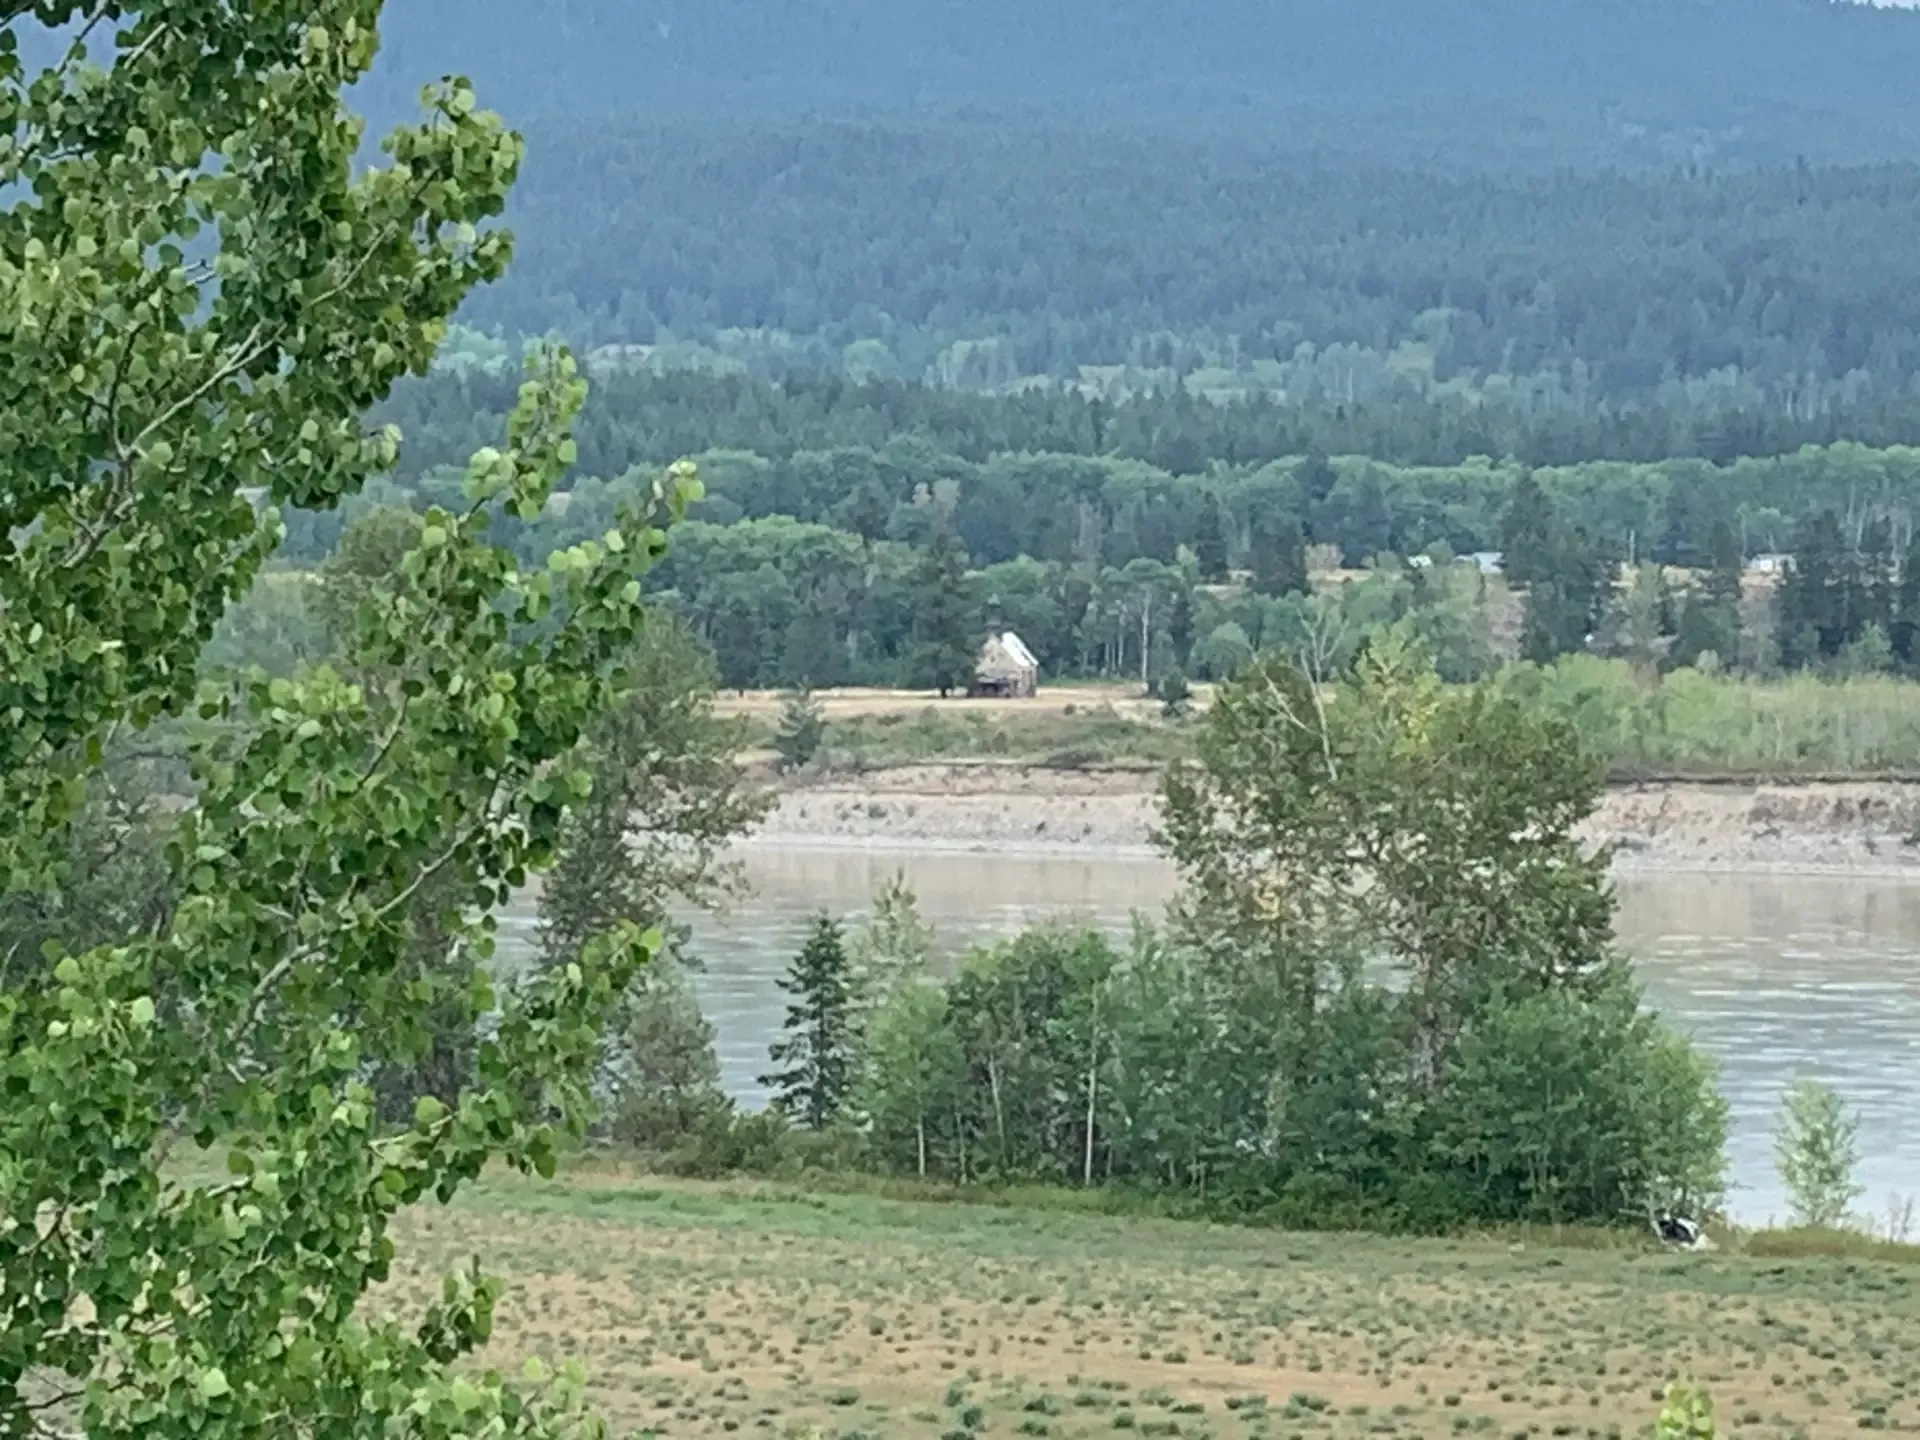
[356,0,1920,167]
[327,1,1920,412]
[448,126,1920,412]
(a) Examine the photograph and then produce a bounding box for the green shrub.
[1654,1381,1716,1439]
[1774,1078,1864,1229]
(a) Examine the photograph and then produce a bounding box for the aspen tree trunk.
[1083,988,1100,1187]
[988,1051,1007,1168]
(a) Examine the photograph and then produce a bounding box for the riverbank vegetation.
[591,642,1736,1237]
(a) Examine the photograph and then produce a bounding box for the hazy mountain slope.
[354,0,1920,165]
[432,121,1920,400]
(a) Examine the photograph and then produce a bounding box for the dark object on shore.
[1656,1211,1703,1246]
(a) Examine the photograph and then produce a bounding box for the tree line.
[31,510,1737,1235]
[385,328,1920,483]
[641,642,1730,1232]
[238,430,1920,697]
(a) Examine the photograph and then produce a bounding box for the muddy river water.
[502,845,1920,1224]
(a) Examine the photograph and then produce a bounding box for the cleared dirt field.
[382,1174,1920,1440]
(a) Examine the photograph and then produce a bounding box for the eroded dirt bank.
[746,764,1920,875]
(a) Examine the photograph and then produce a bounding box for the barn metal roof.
[996,631,1037,669]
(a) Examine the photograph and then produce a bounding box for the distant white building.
[1464,551,1504,575]
[1746,553,1790,576]
[972,631,1039,698]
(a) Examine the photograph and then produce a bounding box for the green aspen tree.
[3,7,697,1439]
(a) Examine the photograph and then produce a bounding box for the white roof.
[994,631,1038,670]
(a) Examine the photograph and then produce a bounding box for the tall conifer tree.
[762,915,860,1129]
[914,523,979,695]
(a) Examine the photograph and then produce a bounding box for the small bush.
[1654,1381,1715,1439]
[774,687,826,771]
[1774,1078,1864,1229]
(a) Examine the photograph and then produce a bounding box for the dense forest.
[354,0,1920,167]
[330,1,1920,428]
[379,360,1920,487]
[432,128,1920,416]
[251,361,1920,695]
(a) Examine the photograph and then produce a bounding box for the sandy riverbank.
[744,764,1920,876]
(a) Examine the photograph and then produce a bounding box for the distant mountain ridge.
[352,0,1920,166]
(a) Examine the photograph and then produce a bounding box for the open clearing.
[714,685,1193,723]
[383,1173,1920,1439]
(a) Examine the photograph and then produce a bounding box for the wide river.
[502,846,1920,1225]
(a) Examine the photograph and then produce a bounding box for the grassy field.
[382,1171,1920,1440]
[720,671,1920,783]
[727,687,1197,771]
[715,685,1196,724]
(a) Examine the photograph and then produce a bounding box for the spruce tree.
[914,523,980,695]
[1341,469,1396,566]
[1297,446,1339,541]
[1166,582,1195,668]
[762,914,860,1129]
[1778,510,1849,666]
[1894,532,1920,666]
[610,957,730,1149]
[1521,528,1609,663]
[1670,514,1746,670]
[1194,492,1230,581]
[1605,562,1674,671]
[1500,470,1558,587]
[712,592,762,693]
[1856,516,1897,646]
[1670,591,1730,671]
[1249,512,1310,597]
[1705,516,1744,606]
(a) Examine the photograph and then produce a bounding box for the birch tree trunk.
[987,1050,1008,1169]
[1083,989,1101,1187]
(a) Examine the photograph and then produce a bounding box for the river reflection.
[498,846,1920,1223]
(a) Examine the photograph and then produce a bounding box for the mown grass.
[377,1168,1920,1440]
